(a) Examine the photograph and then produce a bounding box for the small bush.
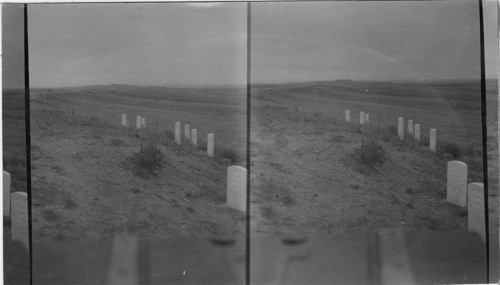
[215,145,241,165]
[132,135,166,175]
[441,142,462,159]
[358,139,388,166]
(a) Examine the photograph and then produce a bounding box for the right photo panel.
[250,1,498,284]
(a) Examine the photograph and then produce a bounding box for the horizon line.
[24,78,497,90]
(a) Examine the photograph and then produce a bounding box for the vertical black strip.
[478,0,490,282]
[245,2,251,285]
[23,4,33,285]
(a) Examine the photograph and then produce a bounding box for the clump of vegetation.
[132,132,166,177]
[358,138,388,167]
[439,141,481,160]
[441,142,462,159]
[215,145,242,165]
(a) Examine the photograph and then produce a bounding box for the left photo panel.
[5,3,249,284]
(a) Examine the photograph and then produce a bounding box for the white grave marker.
[430,129,437,152]
[141,117,146,129]
[207,133,215,157]
[468,183,486,241]
[398,117,404,140]
[175,122,181,144]
[408,120,413,136]
[136,116,141,129]
[414,124,420,140]
[191,129,197,145]
[3,171,11,216]
[185,125,190,140]
[447,161,468,206]
[11,192,29,249]
[360,111,365,125]
[121,114,127,127]
[365,113,370,124]
[226,166,247,212]
[345,110,350,123]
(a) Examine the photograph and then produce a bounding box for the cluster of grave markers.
[121,114,147,129]
[345,109,487,240]
[173,122,246,211]
[174,122,214,157]
[3,171,29,250]
[447,162,486,240]
[345,110,436,152]
[121,115,246,212]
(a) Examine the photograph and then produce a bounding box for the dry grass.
[131,124,166,178]
[357,138,388,167]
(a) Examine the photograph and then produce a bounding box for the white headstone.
[185,125,190,140]
[360,111,365,125]
[3,171,11,216]
[191,129,197,145]
[430,129,437,152]
[175,122,181,144]
[447,161,468,206]
[398,117,404,140]
[408,120,413,135]
[414,124,420,140]
[364,113,369,124]
[226,166,247,212]
[345,110,350,123]
[468,183,486,241]
[11,192,29,249]
[207,133,215,157]
[136,116,141,129]
[121,114,127,127]
[141,117,146,129]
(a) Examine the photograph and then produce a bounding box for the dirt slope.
[30,105,245,243]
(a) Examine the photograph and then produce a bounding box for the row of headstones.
[121,115,216,156]
[345,110,370,124]
[446,161,486,240]
[121,114,147,129]
[174,122,215,157]
[346,110,485,240]
[345,110,437,152]
[3,171,29,249]
[397,117,436,152]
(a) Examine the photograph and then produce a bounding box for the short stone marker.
[345,110,350,123]
[430,129,437,152]
[141,117,146,129]
[360,111,365,125]
[175,122,181,144]
[468,183,486,241]
[11,192,29,249]
[185,125,190,140]
[136,116,141,129]
[447,161,468,206]
[121,114,127,128]
[398,117,404,140]
[226,166,247,212]
[191,129,197,145]
[364,113,369,124]
[3,171,11,216]
[408,120,413,135]
[207,133,215,157]
[414,124,420,140]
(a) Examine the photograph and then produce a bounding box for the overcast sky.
[24,1,498,88]
[28,3,247,88]
[251,0,497,83]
